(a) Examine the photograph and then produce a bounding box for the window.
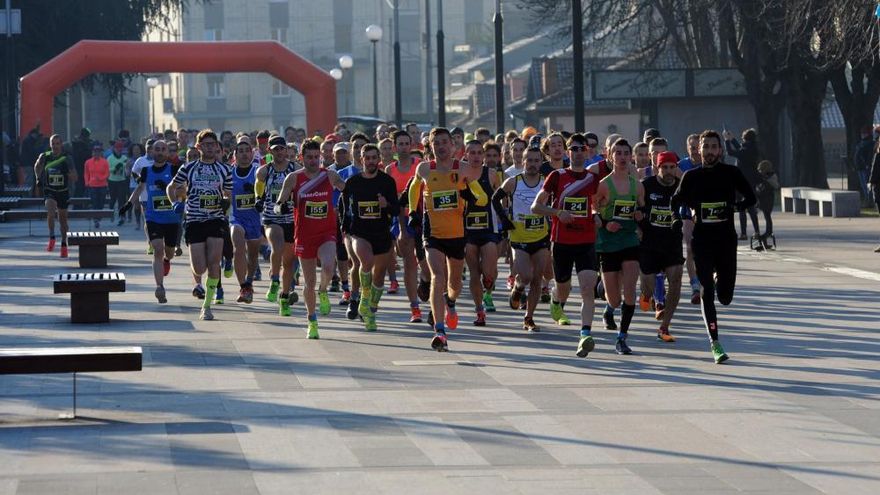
[204,1,224,29]
[272,80,290,97]
[269,1,289,29]
[270,28,287,44]
[207,75,225,98]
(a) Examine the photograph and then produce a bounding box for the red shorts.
[294,235,337,259]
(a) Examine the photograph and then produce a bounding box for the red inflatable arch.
[19,40,337,138]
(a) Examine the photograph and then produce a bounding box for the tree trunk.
[785,63,829,188]
[830,63,880,193]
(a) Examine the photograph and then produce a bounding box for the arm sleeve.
[491,187,512,223]
[463,179,489,206]
[407,176,422,215]
[670,173,690,218]
[138,168,149,184]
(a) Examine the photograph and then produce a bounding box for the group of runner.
[37,123,756,364]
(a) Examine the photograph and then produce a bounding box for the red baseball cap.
[657,151,679,165]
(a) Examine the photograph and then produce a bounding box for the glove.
[671,218,683,234]
[153,179,167,190]
[172,201,185,214]
[118,201,133,217]
[407,211,422,231]
[220,197,231,212]
[253,198,264,213]
[243,182,254,193]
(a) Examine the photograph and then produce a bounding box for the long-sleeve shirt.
[671,163,756,241]
[84,157,110,188]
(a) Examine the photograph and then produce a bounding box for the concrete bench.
[0,185,31,197]
[781,187,860,218]
[0,346,142,418]
[18,197,91,209]
[67,231,120,268]
[0,197,19,210]
[0,208,115,223]
[53,272,126,323]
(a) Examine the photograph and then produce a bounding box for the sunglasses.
[568,146,586,151]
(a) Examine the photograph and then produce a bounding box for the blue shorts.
[232,218,262,241]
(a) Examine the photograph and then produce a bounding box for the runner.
[386,130,424,323]
[33,134,77,258]
[493,146,549,331]
[341,143,400,331]
[531,133,602,358]
[120,140,179,303]
[671,130,757,363]
[255,134,298,316]
[462,140,501,326]
[407,127,489,351]
[338,132,370,319]
[167,129,233,320]
[593,138,644,355]
[634,142,652,179]
[275,139,346,338]
[228,136,262,303]
[331,141,353,301]
[639,151,685,342]
[678,133,703,303]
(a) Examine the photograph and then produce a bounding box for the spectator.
[868,142,880,252]
[21,127,46,195]
[755,160,779,243]
[854,125,875,201]
[84,143,110,228]
[724,128,761,240]
[107,140,131,225]
[69,128,93,196]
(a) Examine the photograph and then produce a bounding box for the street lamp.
[366,24,383,118]
[338,55,353,115]
[329,68,343,81]
[146,76,159,135]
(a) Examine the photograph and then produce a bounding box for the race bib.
[199,194,220,210]
[700,201,727,223]
[612,199,636,220]
[432,190,458,210]
[521,214,545,231]
[269,185,282,203]
[649,206,672,227]
[305,201,328,219]
[465,211,489,230]
[48,174,65,187]
[358,200,381,219]
[562,196,588,217]
[152,195,173,211]
[235,193,255,210]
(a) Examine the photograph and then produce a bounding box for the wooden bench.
[0,208,115,223]
[0,346,142,418]
[17,197,91,209]
[67,231,120,268]
[53,272,126,323]
[781,187,861,218]
[0,196,19,210]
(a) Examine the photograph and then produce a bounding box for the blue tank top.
[144,163,178,224]
[230,162,260,225]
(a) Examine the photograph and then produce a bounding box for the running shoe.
[417,279,430,302]
[388,280,399,294]
[237,287,253,304]
[426,310,434,329]
[192,285,206,299]
[473,310,486,327]
[318,291,331,316]
[46,238,56,252]
[654,302,665,321]
[155,286,167,304]
[639,293,652,312]
[603,308,617,330]
[214,287,224,305]
[288,291,299,304]
[506,275,515,290]
[266,280,280,302]
[364,313,378,332]
[445,308,458,330]
[523,317,539,332]
[339,290,351,306]
[253,266,262,281]
[508,287,524,310]
[346,299,359,320]
[60,245,68,258]
[330,276,340,292]
[410,307,422,323]
[431,331,448,352]
[576,336,595,358]
[540,286,551,303]
[163,258,171,276]
[615,337,632,355]
[550,301,569,325]
[711,341,729,364]
[307,320,320,339]
[223,259,233,278]
[874,244,880,253]
[691,290,701,305]
[175,246,183,256]
[738,232,747,240]
[482,292,496,312]
[147,244,154,255]
[199,307,214,321]
[657,327,676,342]
[279,299,291,316]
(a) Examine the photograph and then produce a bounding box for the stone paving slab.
[0,213,879,494]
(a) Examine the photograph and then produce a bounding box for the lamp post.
[393,0,402,127]
[572,0,585,132]
[366,24,383,118]
[146,77,159,136]
[493,0,504,134]
[338,55,353,115]
[436,0,445,126]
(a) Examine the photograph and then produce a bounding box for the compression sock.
[369,284,383,310]
[619,303,635,337]
[204,277,219,309]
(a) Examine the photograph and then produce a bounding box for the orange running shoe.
[639,293,652,312]
[657,326,676,342]
[445,308,458,330]
[410,307,422,323]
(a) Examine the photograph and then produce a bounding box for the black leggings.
[693,236,737,341]
[738,206,759,236]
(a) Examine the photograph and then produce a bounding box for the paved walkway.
[0,212,878,494]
